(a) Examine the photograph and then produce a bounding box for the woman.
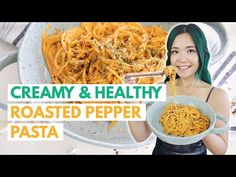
[128,23,230,155]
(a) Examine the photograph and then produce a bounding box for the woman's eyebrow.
[186,46,196,49]
[171,46,196,49]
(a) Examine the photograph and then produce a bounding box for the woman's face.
[170,33,199,79]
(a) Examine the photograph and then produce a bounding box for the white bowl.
[147,96,228,145]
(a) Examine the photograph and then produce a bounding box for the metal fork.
[124,70,164,79]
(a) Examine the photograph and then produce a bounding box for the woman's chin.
[177,69,197,79]
[177,72,194,79]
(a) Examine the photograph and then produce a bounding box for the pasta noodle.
[42,22,167,85]
[161,66,210,137]
[164,65,177,99]
[42,22,168,129]
[160,103,210,136]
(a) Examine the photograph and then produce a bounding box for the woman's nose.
[177,52,188,63]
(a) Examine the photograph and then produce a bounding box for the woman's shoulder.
[208,87,231,120]
[211,87,229,99]
[201,82,226,97]
[209,87,230,109]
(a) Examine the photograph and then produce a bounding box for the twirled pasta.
[164,65,177,99]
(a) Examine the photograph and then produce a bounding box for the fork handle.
[124,71,164,79]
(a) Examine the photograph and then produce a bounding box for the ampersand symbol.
[79,86,91,99]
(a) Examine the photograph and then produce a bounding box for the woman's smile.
[177,65,192,71]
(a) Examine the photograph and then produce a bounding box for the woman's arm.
[127,81,166,143]
[203,88,230,154]
[128,121,152,142]
[125,77,157,143]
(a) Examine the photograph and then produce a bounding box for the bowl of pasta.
[147,96,228,145]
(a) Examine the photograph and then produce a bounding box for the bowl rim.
[147,95,216,141]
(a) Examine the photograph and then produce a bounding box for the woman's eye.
[171,50,178,54]
[187,49,196,54]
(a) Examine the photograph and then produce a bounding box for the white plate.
[18,22,178,149]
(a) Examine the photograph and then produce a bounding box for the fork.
[124,70,164,79]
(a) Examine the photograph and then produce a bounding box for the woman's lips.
[177,65,191,71]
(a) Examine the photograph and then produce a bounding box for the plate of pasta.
[17,22,177,149]
[147,96,228,145]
